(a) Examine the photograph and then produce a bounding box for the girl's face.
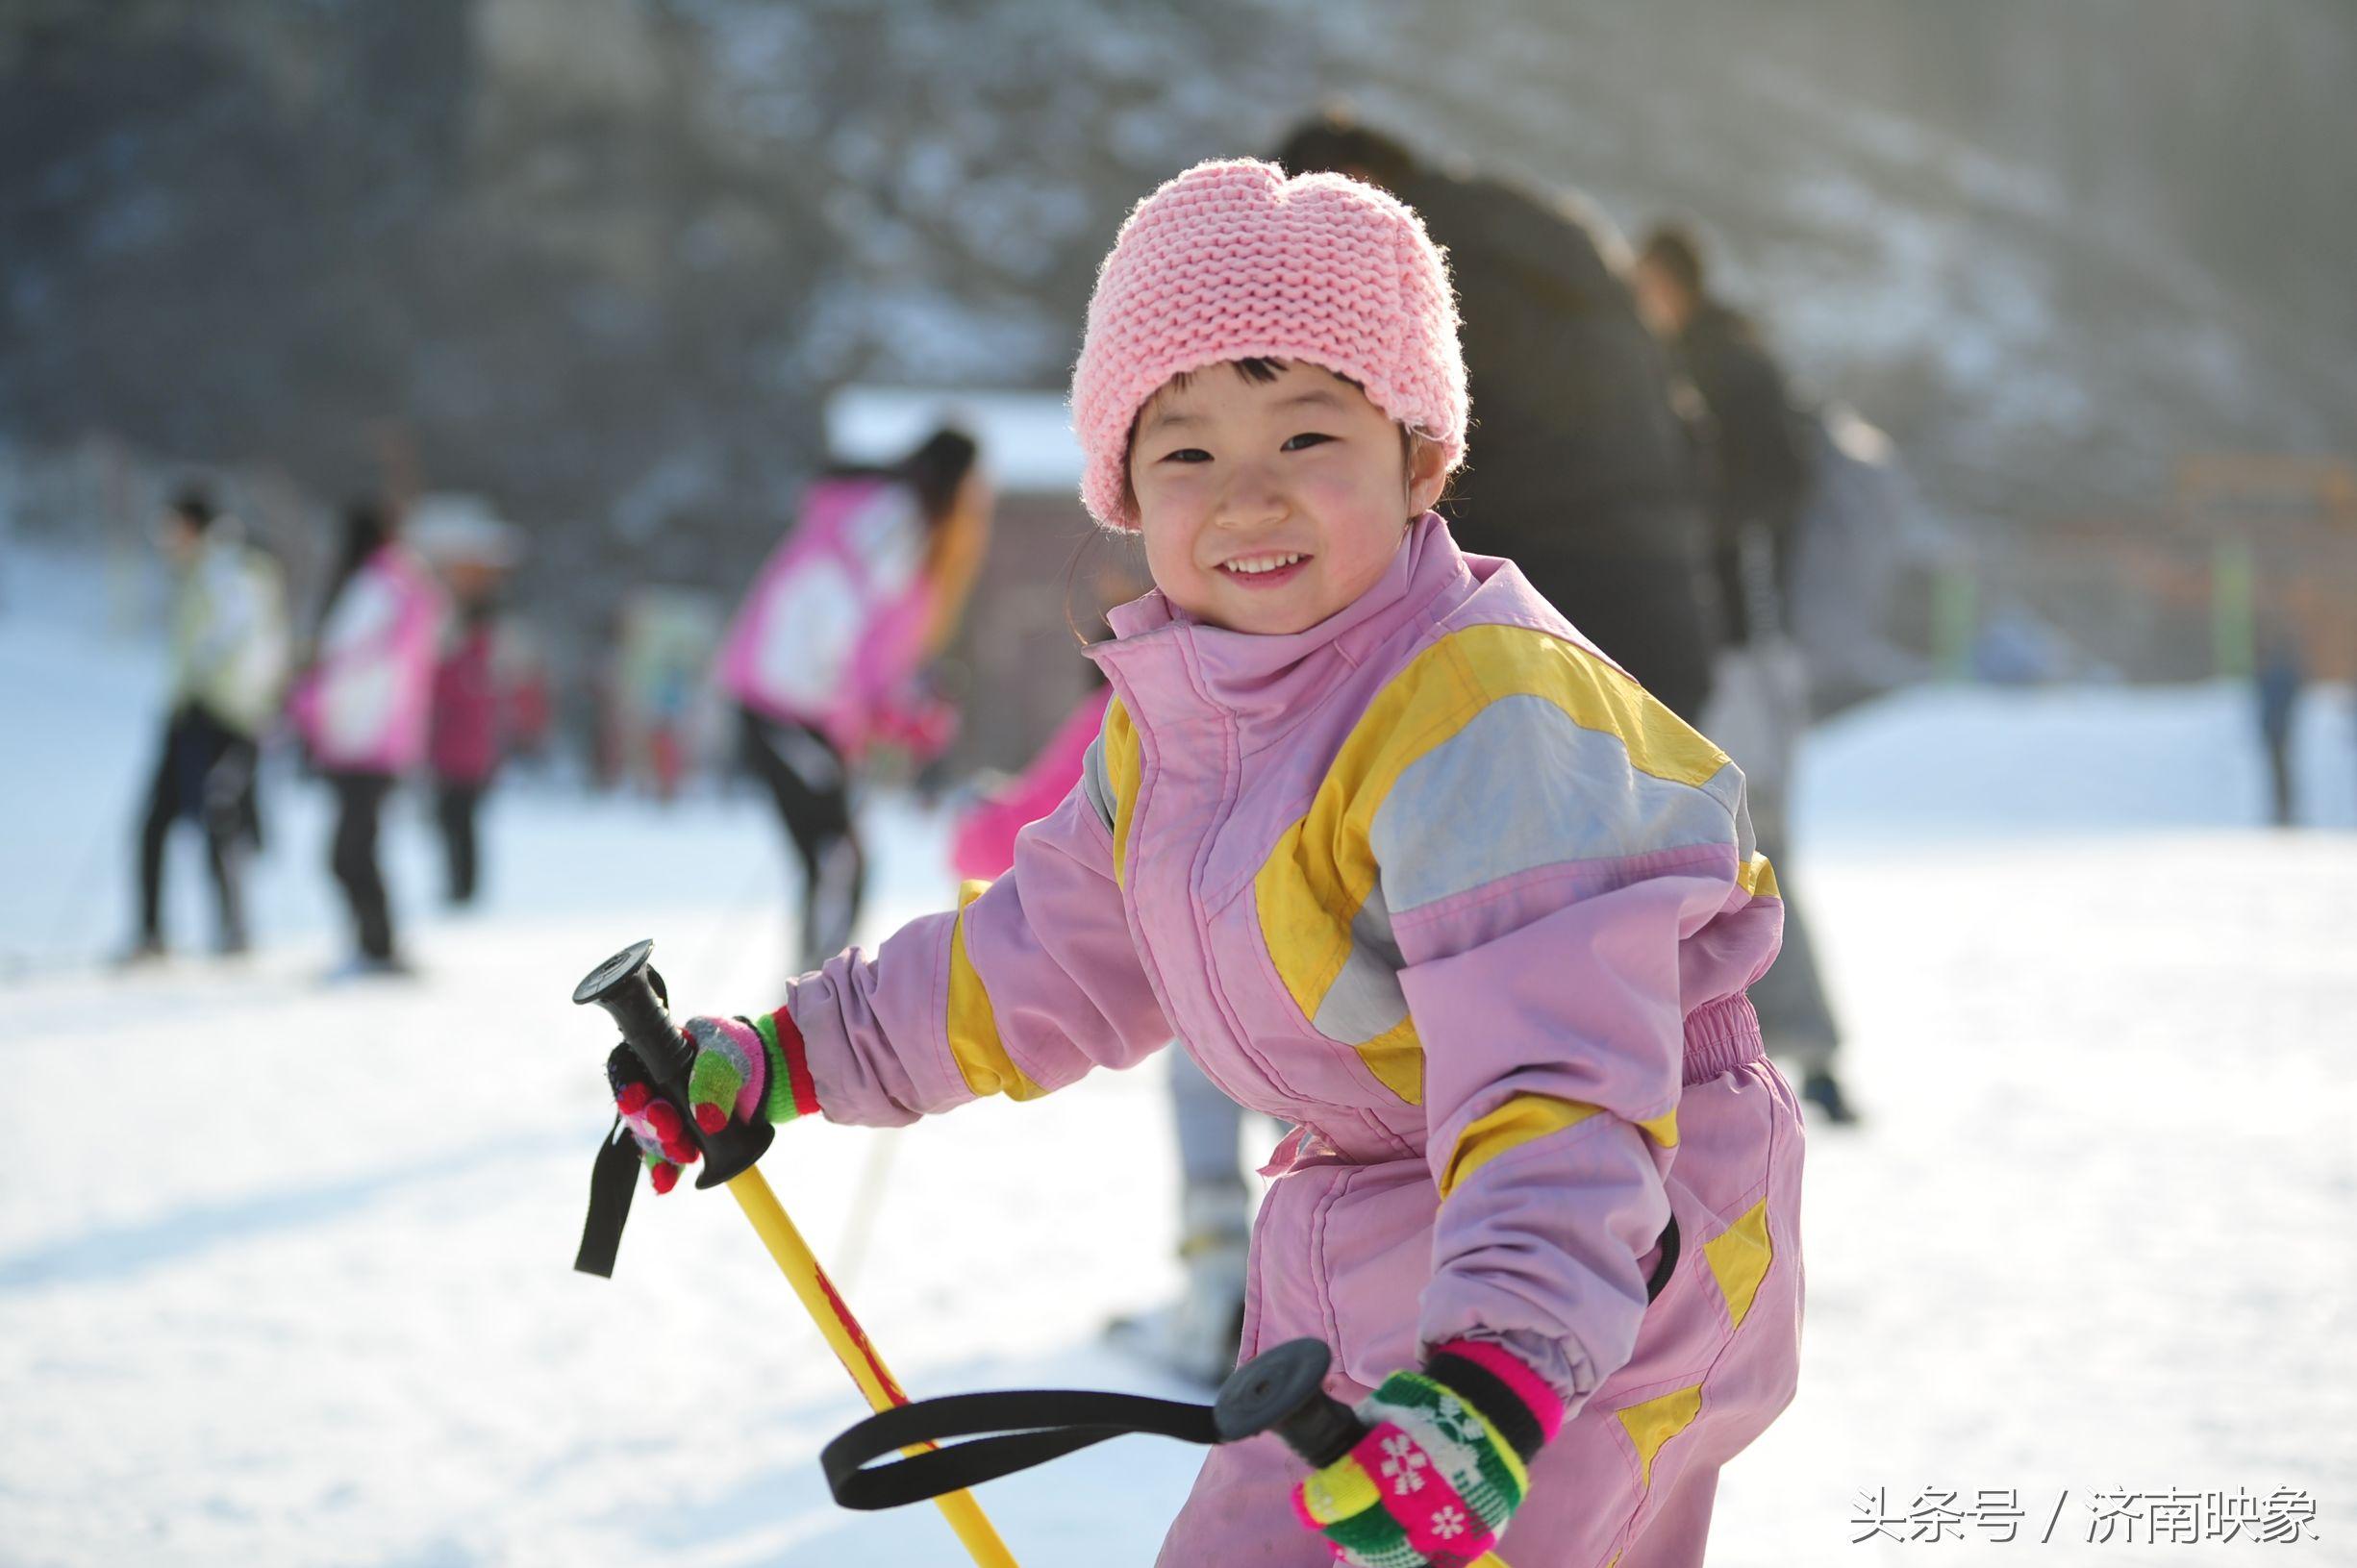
[1128,361,1447,635]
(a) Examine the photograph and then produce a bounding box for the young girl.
[715,427,990,971]
[616,161,1803,1567]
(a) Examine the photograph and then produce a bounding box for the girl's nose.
[1213,467,1288,529]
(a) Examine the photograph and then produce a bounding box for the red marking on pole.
[814,1260,912,1408]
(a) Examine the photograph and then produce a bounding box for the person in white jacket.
[125,489,288,960]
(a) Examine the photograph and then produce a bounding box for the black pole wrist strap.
[823,1213,1678,1510]
[574,1116,641,1279]
[822,1389,1220,1510]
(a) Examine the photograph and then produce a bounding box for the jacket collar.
[1087,511,1472,731]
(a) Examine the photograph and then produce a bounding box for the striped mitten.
[607,1009,820,1194]
[1291,1339,1567,1568]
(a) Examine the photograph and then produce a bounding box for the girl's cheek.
[1139,515,1199,585]
[1300,464,1376,513]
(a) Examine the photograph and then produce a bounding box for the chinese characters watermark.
[1850,1487,2319,1546]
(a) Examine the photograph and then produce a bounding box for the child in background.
[615,162,1802,1566]
[947,682,1112,887]
[415,502,521,907]
[428,594,504,905]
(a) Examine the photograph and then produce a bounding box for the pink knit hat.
[1069,158,1467,530]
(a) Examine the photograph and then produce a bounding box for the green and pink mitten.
[1291,1338,1567,1567]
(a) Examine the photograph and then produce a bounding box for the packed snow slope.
[2,546,2352,1566]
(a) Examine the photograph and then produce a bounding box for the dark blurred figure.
[715,427,990,971]
[2254,630,2304,828]
[1276,111,1719,722]
[1633,225,1813,647]
[124,488,288,961]
[290,501,443,976]
[1636,222,1859,1127]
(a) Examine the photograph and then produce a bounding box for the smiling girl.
[610,160,1804,1567]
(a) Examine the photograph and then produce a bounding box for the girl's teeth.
[1225,554,1303,575]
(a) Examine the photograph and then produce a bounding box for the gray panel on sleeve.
[1370,695,1742,914]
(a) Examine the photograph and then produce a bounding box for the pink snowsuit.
[780,513,1804,1565]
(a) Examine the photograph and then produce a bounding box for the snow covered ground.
[3,543,2353,1567]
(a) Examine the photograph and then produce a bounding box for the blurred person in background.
[429,591,502,902]
[589,610,628,793]
[947,682,1112,889]
[715,427,990,972]
[643,661,692,805]
[1631,225,1809,656]
[1635,222,1858,1125]
[412,499,523,907]
[2254,624,2305,828]
[1275,111,1721,723]
[123,487,288,962]
[498,626,556,776]
[290,500,443,977]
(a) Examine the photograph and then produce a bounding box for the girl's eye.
[1282,432,1336,452]
[1159,448,1212,464]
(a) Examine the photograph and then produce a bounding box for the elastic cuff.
[754,1007,821,1123]
[1425,1337,1566,1460]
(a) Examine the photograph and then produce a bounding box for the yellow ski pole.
[577,940,1018,1568]
[725,1165,1016,1564]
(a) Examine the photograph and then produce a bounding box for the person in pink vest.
[291,501,442,975]
[715,428,990,971]
[947,683,1110,886]
[614,162,1802,1566]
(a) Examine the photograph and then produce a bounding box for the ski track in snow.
[3,547,2354,1566]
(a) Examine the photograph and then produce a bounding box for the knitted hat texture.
[1068,159,1467,529]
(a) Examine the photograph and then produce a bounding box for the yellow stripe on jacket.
[1255,623,1743,1105]
[944,879,1048,1102]
[1441,1094,1681,1197]
[1103,699,1142,887]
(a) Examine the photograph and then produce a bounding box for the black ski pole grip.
[574,938,775,1188]
[1213,1337,1367,1468]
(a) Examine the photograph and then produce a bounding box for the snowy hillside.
[2,545,2353,1567]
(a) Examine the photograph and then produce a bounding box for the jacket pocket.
[1310,1159,1440,1390]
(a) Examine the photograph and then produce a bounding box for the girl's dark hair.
[318,499,392,630]
[900,427,982,528]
